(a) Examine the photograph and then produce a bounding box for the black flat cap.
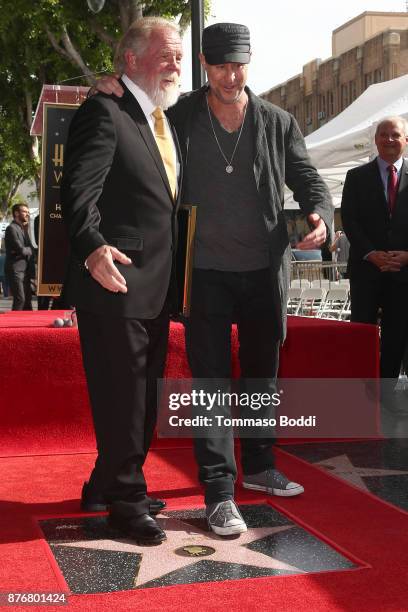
[202,23,251,65]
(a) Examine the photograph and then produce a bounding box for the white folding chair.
[295,288,327,317]
[318,287,349,320]
[311,279,331,290]
[287,287,303,314]
[290,279,311,288]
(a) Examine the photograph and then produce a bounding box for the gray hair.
[114,17,180,73]
[375,116,408,136]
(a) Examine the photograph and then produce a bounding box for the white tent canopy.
[285,73,408,209]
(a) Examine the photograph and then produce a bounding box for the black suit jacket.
[61,81,182,318]
[4,221,34,274]
[341,157,408,283]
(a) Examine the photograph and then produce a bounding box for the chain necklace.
[205,94,248,174]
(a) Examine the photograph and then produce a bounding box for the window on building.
[305,98,312,124]
[328,91,334,116]
[374,69,383,83]
[349,80,356,103]
[341,84,348,110]
[364,73,373,89]
[318,94,326,121]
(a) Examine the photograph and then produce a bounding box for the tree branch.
[118,0,144,32]
[178,2,192,36]
[24,88,32,130]
[45,25,95,84]
[45,25,71,61]
[118,0,130,31]
[60,25,95,84]
[128,0,144,23]
[88,18,117,50]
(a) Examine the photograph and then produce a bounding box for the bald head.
[375,116,408,164]
[375,116,407,137]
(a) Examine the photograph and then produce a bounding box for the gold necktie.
[152,107,177,199]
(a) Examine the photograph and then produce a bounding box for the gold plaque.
[174,545,216,557]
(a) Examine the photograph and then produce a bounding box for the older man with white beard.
[61,17,183,544]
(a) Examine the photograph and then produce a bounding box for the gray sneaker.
[242,469,304,497]
[206,500,248,536]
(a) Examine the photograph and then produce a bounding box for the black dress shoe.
[148,497,167,515]
[80,482,167,514]
[108,512,166,544]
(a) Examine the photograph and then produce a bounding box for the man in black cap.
[93,22,333,536]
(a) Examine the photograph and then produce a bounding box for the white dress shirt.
[121,74,179,187]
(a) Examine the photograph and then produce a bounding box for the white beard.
[149,82,180,110]
[136,72,180,110]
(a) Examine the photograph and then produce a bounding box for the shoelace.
[266,469,289,488]
[210,501,239,523]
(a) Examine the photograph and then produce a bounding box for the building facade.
[261,12,408,135]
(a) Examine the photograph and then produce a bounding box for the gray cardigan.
[167,86,333,340]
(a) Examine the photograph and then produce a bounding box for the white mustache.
[162,73,179,86]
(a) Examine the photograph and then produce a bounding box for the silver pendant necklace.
[206,94,248,174]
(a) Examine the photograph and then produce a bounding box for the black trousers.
[350,275,408,382]
[185,268,280,504]
[77,305,169,517]
[7,268,32,310]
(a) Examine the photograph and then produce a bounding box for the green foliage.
[0,0,202,214]
[0,112,37,216]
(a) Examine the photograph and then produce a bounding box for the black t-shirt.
[183,97,269,271]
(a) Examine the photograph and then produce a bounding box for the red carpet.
[1,311,393,611]
[0,312,379,456]
[1,447,408,611]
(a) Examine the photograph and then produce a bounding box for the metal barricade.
[290,261,348,285]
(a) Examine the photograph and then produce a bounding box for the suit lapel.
[170,122,183,210]
[121,83,175,204]
[369,158,389,215]
[14,221,27,246]
[396,158,408,205]
[371,158,386,196]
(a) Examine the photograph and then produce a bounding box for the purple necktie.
[387,164,398,215]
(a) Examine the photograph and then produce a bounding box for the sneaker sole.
[242,482,304,497]
[208,522,248,536]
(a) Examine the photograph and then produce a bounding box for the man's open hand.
[296,213,327,249]
[86,245,131,292]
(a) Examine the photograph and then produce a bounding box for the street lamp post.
[191,0,205,89]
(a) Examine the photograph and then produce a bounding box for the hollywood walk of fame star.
[316,454,408,490]
[58,514,303,587]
